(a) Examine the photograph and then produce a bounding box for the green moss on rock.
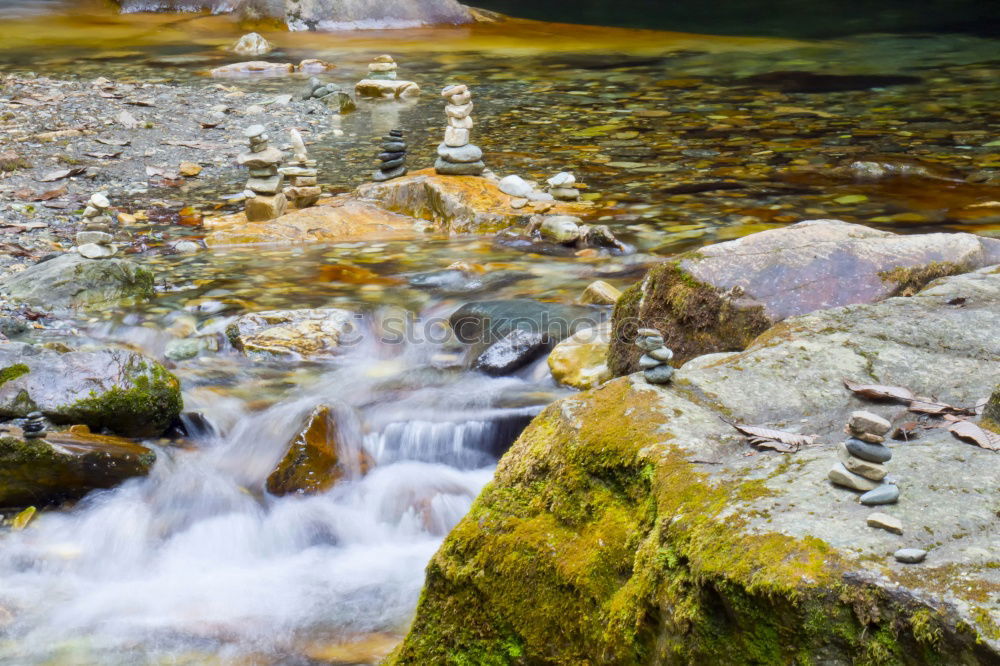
[878,261,968,297]
[391,379,994,665]
[0,363,29,386]
[608,260,771,376]
[60,359,181,438]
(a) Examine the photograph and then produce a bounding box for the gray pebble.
[894,548,927,564]
[644,364,674,384]
[859,484,899,506]
[845,438,892,463]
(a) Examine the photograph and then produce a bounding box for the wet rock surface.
[395,267,1000,663]
[0,342,182,437]
[226,307,358,359]
[610,219,1000,373]
[0,423,155,508]
[0,253,154,311]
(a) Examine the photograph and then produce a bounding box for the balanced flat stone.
[845,438,892,463]
[837,442,888,480]
[848,411,892,437]
[648,347,674,362]
[635,335,664,351]
[867,512,903,534]
[828,462,880,491]
[894,548,927,564]
[644,364,674,384]
[638,354,662,370]
[859,483,900,505]
[433,158,485,176]
[437,143,483,163]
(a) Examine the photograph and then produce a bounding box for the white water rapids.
[0,316,551,664]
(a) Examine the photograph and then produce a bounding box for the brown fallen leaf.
[85,151,122,159]
[95,137,131,146]
[162,139,221,150]
[843,379,914,403]
[0,242,32,258]
[724,420,816,452]
[907,398,976,417]
[37,168,84,182]
[948,420,1000,452]
[31,185,68,201]
[891,421,922,441]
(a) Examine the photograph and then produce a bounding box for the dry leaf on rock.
[117,110,139,129]
[948,420,1000,452]
[724,420,816,452]
[907,398,975,417]
[37,168,84,182]
[843,379,914,402]
[95,137,130,146]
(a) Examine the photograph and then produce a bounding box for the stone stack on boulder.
[22,412,45,439]
[635,327,673,384]
[238,125,287,222]
[355,55,420,99]
[547,172,581,201]
[373,129,408,182]
[829,411,899,505]
[435,84,484,176]
[280,128,321,209]
[301,77,357,113]
[76,192,118,259]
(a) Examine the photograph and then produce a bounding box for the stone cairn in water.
[368,54,398,80]
[280,129,321,209]
[22,412,46,439]
[547,172,581,201]
[435,84,484,176]
[238,125,287,222]
[76,192,117,259]
[373,129,408,181]
[635,327,674,384]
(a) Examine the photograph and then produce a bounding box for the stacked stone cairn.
[280,129,321,209]
[435,84,484,176]
[828,411,898,505]
[22,411,46,439]
[368,54,398,80]
[547,172,581,201]
[373,129,408,182]
[77,192,117,259]
[635,327,674,384]
[301,77,356,114]
[238,125,287,222]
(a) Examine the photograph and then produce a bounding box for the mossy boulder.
[984,384,1000,433]
[0,254,154,311]
[392,267,1000,664]
[609,219,1000,374]
[0,342,182,438]
[266,404,373,496]
[0,425,155,508]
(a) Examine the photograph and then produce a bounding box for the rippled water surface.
[0,4,998,663]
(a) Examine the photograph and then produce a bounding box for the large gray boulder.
[609,220,1000,373]
[116,0,473,27]
[0,425,155,508]
[0,342,182,438]
[0,254,154,311]
[394,266,1000,664]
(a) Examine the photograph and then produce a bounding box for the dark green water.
[475,0,1000,37]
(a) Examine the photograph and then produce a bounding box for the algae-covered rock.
[983,384,1000,433]
[609,219,1000,374]
[0,254,154,311]
[226,308,358,359]
[266,404,372,496]
[0,342,181,438]
[392,267,1000,664]
[0,424,155,508]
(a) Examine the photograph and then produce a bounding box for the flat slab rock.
[397,266,1000,663]
[355,168,592,233]
[610,219,1000,372]
[204,194,418,246]
[226,308,358,359]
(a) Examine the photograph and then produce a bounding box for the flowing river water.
[0,2,997,663]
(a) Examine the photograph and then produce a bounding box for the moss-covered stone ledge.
[609,219,1000,375]
[392,267,1000,664]
[0,342,182,438]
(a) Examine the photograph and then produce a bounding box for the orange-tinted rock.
[355,168,592,233]
[204,194,417,246]
[0,424,155,508]
[266,405,373,496]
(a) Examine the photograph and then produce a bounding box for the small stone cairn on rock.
[373,129,408,182]
[355,55,420,99]
[547,172,581,201]
[22,411,46,439]
[635,327,673,384]
[76,192,117,259]
[238,125,287,222]
[828,411,900,506]
[280,129,321,209]
[435,84,484,176]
